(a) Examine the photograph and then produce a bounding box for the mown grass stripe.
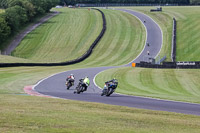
[178,70,200,96]
[96,67,200,103]
[12,8,102,63]
[84,14,117,65]
[82,10,120,66]
[103,13,127,65]
[79,9,145,67]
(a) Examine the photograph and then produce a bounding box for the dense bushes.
[0,15,10,44]
[0,0,59,48]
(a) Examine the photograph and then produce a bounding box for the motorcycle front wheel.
[77,86,83,94]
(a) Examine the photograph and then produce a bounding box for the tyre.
[106,89,113,96]
[67,84,70,90]
[77,86,82,94]
[66,82,72,90]
[106,94,110,97]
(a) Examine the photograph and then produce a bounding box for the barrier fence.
[171,17,176,62]
[76,3,179,7]
[0,8,106,67]
[136,61,200,69]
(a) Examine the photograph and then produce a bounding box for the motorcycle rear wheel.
[67,83,71,90]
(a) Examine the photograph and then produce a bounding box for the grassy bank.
[95,67,200,103]
[0,12,48,55]
[171,6,200,61]
[12,8,102,63]
[0,67,200,132]
[78,9,145,67]
[1,8,145,66]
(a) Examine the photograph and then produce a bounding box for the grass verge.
[0,66,200,132]
[0,94,200,133]
[95,67,200,103]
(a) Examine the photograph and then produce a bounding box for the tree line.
[0,0,59,47]
[60,0,200,5]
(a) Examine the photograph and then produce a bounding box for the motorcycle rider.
[74,76,90,93]
[104,78,118,92]
[66,74,75,86]
[82,76,90,91]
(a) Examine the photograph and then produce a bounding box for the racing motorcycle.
[101,81,118,97]
[65,79,74,90]
[74,79,88,94]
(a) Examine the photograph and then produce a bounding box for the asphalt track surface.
[34,9,200,116]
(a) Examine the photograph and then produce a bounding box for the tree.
[5,5,28,31]
[0,0,8,8]
[6,0,35,21]
[0,15,11,45]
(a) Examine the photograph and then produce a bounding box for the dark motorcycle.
[66,79,74,90]
[101,82,118,97]
[74,79,88,94]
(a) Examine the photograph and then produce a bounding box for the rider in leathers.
[66,74,75,86]
[104,78,118,92]
[82,76,90,91]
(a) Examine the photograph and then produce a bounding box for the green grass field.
[1,66,200,132]
[171,7,200,61]
[1,6,200,132]
[96,67,200,103]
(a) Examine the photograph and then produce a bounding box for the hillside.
[1,8,145,65]
[11,8,102,63]
[78,9,145,67]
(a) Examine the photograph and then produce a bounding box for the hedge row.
[0,8,106,67]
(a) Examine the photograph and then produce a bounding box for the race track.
[34,9,200,116]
